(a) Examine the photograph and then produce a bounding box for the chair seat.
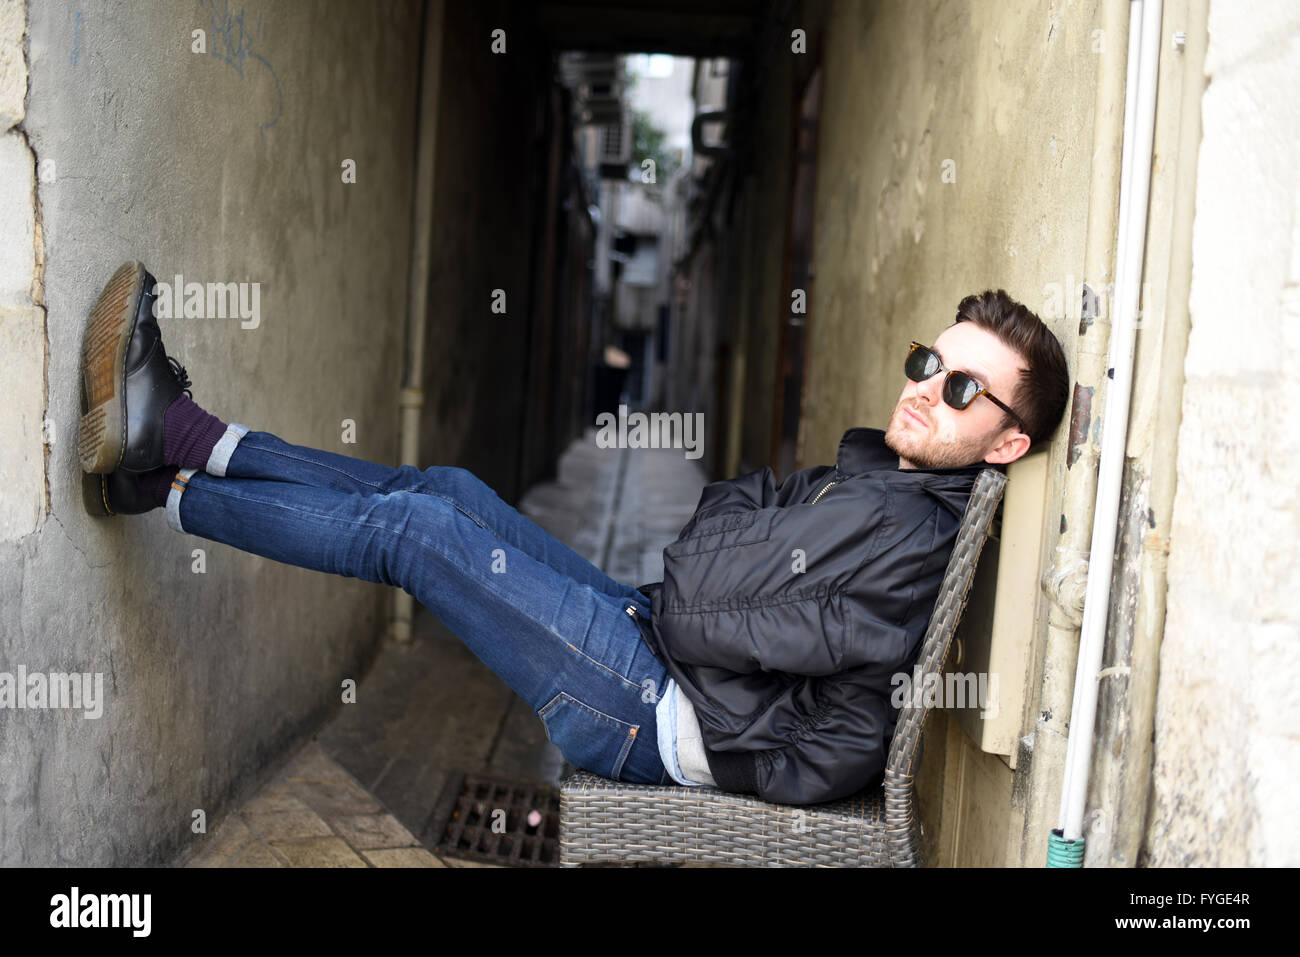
[558,769,915,867]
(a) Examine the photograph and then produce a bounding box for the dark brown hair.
[953,289,1070,450]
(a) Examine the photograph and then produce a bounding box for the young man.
[80,262,1069,806]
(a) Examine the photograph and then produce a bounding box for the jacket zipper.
[810,479,839,504]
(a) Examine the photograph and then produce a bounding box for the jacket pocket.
[665,509,774,557]
[537,692,639,780]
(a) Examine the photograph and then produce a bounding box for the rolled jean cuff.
[205,423,250,477]
[165,467,200,533]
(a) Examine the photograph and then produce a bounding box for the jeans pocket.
[537,692,639,780]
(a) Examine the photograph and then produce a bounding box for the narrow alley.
[1,0,1296,906]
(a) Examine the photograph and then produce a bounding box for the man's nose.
[914,371,944,405]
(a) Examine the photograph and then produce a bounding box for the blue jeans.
[164,424,672,786]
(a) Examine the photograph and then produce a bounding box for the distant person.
[80,262,1068,805]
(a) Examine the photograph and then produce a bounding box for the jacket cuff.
[703,746,759,795]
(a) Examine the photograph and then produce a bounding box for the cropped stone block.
[0,0,26,131]
[0,303,45,541]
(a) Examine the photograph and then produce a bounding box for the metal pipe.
[1055,0,1164,855]
[391,0,445,643]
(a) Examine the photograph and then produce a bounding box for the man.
[80,262,1069,807]
[635,290,1069,804]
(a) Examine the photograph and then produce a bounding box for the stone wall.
[1151,0,1300,867]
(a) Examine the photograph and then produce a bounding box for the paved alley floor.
[179,427,708,867]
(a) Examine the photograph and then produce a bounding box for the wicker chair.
[558,467,1007,867]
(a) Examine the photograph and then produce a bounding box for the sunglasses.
[904,341,1024,431]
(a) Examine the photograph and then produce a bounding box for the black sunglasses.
[904,341,1024,431]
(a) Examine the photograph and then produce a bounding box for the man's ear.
[983,430,1031,465]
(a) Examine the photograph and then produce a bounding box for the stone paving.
[181,740,442,868]
[179,427,708,867]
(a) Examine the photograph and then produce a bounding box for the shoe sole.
[78,261,145,474]
[81,471,114,517]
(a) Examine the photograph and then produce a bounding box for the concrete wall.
[0,0,420,864]
[1150,0,1300,867]
[810,0,1096,450]
[794,0,1100,865]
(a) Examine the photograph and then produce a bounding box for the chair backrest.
[884,468,1007,780]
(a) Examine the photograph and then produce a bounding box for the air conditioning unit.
[598,111,632,179]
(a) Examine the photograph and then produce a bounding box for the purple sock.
[163,394,229,470]
[139,466,181,508]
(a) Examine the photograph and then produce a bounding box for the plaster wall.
[0,0,421,865]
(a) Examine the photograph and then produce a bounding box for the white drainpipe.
[1053,0,1163,859]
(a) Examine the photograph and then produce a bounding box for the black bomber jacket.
[633,426,1002,806]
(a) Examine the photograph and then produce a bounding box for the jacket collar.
[836,426,1005,479]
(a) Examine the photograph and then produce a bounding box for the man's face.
[883,322,1031,469]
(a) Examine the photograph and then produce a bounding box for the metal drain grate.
[428,771,561,867]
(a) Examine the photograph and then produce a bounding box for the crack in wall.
[21,8,51,523]
[20,128,51,522]
[3,2,50,533]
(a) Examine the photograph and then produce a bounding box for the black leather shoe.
[79,261,193,474]
[81,468,164,517]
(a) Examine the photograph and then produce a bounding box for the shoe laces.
[168,356,193,398]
